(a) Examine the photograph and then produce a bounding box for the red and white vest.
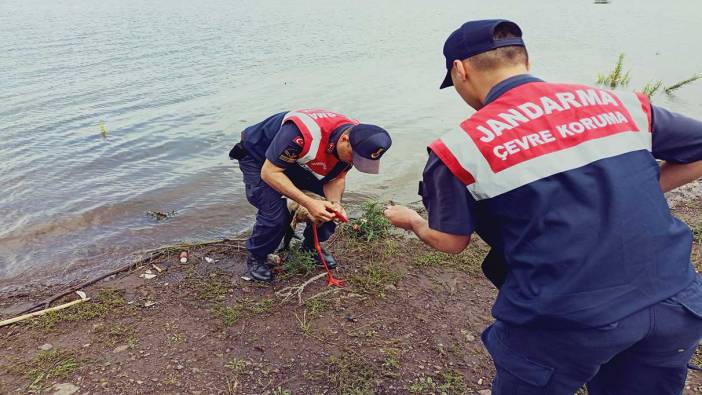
[429,82,653,200]
[283,109,359,179]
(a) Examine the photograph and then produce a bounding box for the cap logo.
[370,147,385,159]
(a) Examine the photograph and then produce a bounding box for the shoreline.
[1,198,702,393]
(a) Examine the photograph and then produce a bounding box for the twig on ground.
[276,272,327,305]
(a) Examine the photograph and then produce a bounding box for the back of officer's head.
[465,23,528,71]
[440,20,530,109]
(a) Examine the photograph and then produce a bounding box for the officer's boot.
[241,254,273,282]
[301,239,337,269]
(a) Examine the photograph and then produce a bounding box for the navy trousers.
[483,275,702,395]
[238,155,336,259]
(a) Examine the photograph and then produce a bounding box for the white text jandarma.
[476,89,620,143]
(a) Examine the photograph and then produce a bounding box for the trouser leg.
[588,278,702,395]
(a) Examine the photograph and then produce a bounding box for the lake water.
[2,0,701,294]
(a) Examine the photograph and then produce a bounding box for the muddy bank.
[2,198,702,394]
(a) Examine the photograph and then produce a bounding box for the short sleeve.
[421,151,476,235]
[265,122,305,168]
[651,105,702,163]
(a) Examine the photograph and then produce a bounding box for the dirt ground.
[2,198,702,395]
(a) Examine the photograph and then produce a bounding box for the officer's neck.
[475,65,530,105]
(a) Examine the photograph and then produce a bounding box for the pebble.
[51,383,79,395]
[113,345,129,353]
[39,343,53,351]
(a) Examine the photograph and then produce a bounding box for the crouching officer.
[230,109,391,282]
[385,19,702,394]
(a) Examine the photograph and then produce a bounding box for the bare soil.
[2,198,702,395]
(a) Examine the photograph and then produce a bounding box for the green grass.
[305,298,331,317]
[596,53,631,89]
[194,276,230,301]
[348,202,391,242]
[6,349,80,392]
[665,74,702,95]
[414,242,488,274]
[211,298,275,326]
[29,289,127,330]
[282,247,317,276]
[93,323,137,347]
[349,262,404,297]
[326,353,376,395]
[407,371,466,395]
[225,358,250,374]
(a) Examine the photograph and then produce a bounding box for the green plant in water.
[665,74,702,96]
[349,201,391,242]
[642,80,663,98]
[597,53,631,89]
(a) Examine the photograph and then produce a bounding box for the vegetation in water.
[597,53,700,98]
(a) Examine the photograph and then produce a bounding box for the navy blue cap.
[349,124,392,174]
[440,19,524,89]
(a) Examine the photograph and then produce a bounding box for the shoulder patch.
[293,136,305,147]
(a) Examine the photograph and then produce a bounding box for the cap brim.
[352,152,380,174]
[440,70,453,89]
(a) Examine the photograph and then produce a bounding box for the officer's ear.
[452,59,470,85]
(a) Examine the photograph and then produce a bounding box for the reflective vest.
[283,109,358,179]
[430,82,652,200]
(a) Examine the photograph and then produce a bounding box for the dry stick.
[276,272,327,305]
[0,297,91,327]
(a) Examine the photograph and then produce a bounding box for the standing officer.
[230,109,391,283]
[385,19,702,394]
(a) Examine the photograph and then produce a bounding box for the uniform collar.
[484,74,543,105]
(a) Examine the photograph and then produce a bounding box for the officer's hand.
[330,202,347,221]
[305,200,336,223]
[384,205,422,231]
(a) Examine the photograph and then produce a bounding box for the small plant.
[295,311,312,336]
[438,370,467,394]
[349,201,391,242]
[225,358,249,374]
[597,53,631,89]
[327,353,376,394]
[31,289,126,330]
[408,376,437,394]
[381,348,400,377]
[212,304,244,326]
[642,80,663,98]
[249,298,274,314]
[305,298,330,317]
[273,387,292,395]
[283,247,317,276]
[665,74,702,96]
[99,120,108,139]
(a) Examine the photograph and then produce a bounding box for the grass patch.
[211,298,275,326]
[407,371,466,395]
[305,298,331,318]
[194,276,230,301]
[29,289,126,330]
[414,242,488,274]
[93,323,137,347]
[381,348,400,377]
[348,202,391,242]
[282,246,318,276]
[295,311,312,336]
[327,352,376,395]
[349,263,404,297]
[6,349,79,392]
[225,358,250,374]
[596,53,631,89]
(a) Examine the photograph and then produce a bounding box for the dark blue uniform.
[237,112,352,259]
[422,75,702,394]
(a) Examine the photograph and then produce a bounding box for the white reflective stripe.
[284,111,323,164]
[444,91,652,201]
[300,163,325,180]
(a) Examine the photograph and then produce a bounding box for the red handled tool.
[311,209,348,287]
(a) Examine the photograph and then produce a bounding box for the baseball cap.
[440,19,525,89]
[349,124,392,174]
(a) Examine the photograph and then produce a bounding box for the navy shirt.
[242,112,352,183]
[423,74,702,328]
